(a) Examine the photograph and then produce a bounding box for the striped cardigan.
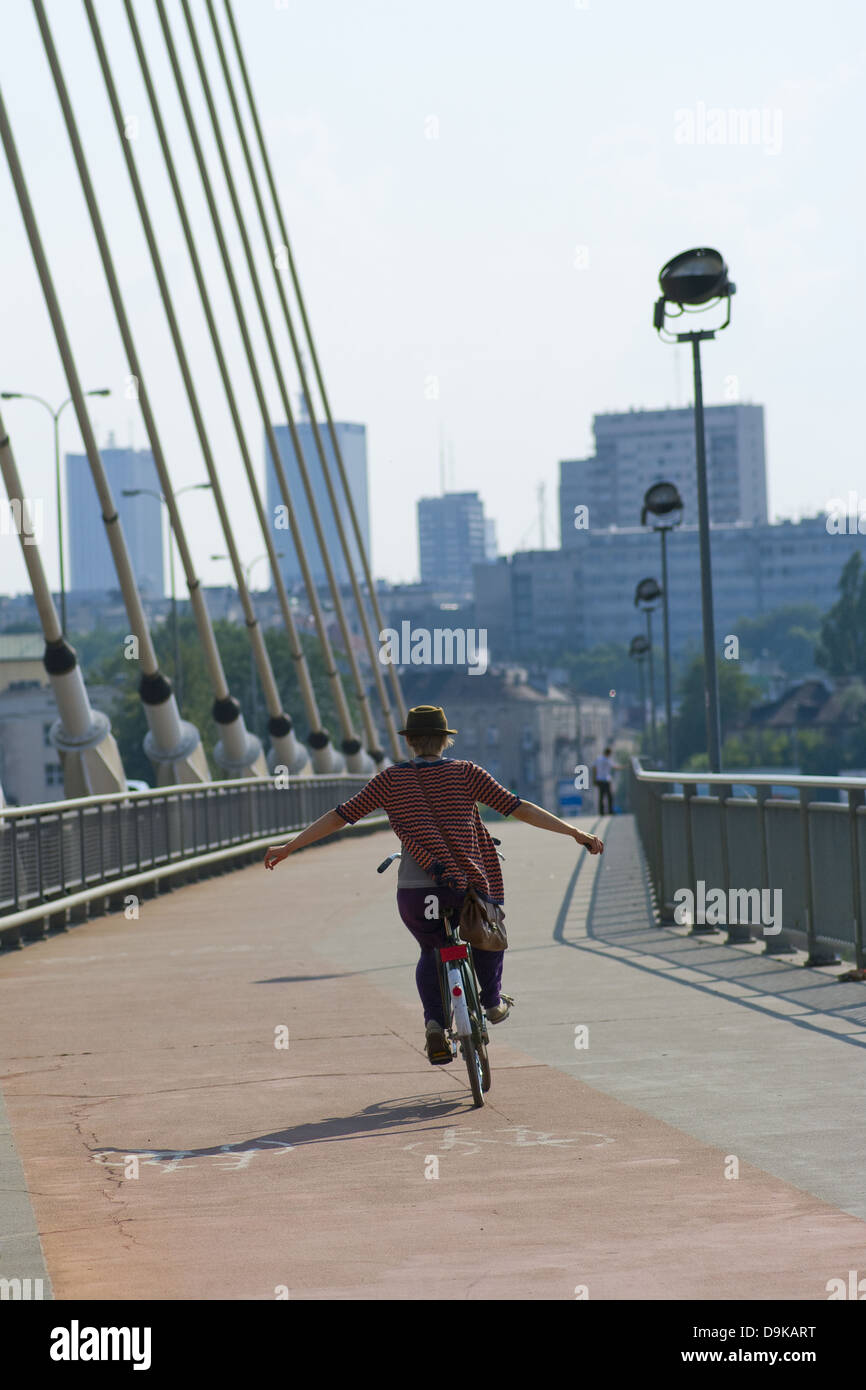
[335,757,521,902]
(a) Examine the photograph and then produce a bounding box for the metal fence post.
[848,788,864,972]
[801,786,838,967]
[11,819,19,911]
[651,779,663,912]
[34,814,43,907]
[758,787,792,956]
[683,781,714,935]
[719,783,748,943]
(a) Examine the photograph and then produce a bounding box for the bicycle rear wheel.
[459,961,487,1106]
[477,1037,491,1093]
[461,1031,485,1107]
[463,950,491,1094]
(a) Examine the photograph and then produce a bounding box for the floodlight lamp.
[635,577,662,608]
[641,481,684,527]
[658,247,733,306]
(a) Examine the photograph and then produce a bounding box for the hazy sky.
[0,0,863,598]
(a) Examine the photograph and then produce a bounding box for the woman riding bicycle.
[264,704,603,1065]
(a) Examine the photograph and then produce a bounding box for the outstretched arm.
[264,808,346,869]
[512,800,603,854]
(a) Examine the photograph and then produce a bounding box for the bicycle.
[377,851,503,1108]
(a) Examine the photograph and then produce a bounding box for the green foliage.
[734,603,823,680]
[815,553,866,680]
[673,655,761,766]
[74,615,362,781]
[718,733,753,769]
[682,751,709,772]
[559,643,638,697]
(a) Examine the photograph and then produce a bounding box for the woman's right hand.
[264,843,290,870]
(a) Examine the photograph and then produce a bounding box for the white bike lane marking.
[92,1139,295,1174]
[402,1126,615,1156]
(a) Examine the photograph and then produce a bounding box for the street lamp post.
[629,634,650,750]
[124,482,211,708]
[654,248,735,773]
[641,482,683,769]
[634,578,662,764]
[1,388,111,632]
[211,551,284,730]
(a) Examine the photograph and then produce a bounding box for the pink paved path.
[1,822,864,1299]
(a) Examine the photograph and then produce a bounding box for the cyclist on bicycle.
[264,704,604,1065]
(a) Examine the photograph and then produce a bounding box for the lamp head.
[635,576,662,608]
[641,481,684,527]
[658,247,734,306]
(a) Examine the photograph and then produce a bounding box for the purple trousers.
[396,886,505,1026]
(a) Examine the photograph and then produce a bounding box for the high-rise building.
[66,444,164,596]
[418,491,489,596]
[559,404,767,542]
[265,421,370,590]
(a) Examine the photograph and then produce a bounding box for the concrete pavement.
[1,813,864,1299]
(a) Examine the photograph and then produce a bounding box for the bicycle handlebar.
[376,852,402,873]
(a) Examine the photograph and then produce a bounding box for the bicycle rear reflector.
[440,945,468,962]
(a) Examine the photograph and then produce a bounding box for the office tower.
[266,421,370,589]
[418,491,488,595]
[560,404,767,543]
[66,443,164,596]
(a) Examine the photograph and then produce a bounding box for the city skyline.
[0,390,842,603]
[0,0,862,598]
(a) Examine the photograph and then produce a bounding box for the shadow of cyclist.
[90,1093,467,1165]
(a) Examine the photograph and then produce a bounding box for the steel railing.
[0,774,377,948]
[629,758,866,968]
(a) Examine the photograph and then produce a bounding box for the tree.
[734,603,823,682]
[557,642,650,702]
[815,553,866,680]
[674,655,761,766]
[80,615,363,779]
